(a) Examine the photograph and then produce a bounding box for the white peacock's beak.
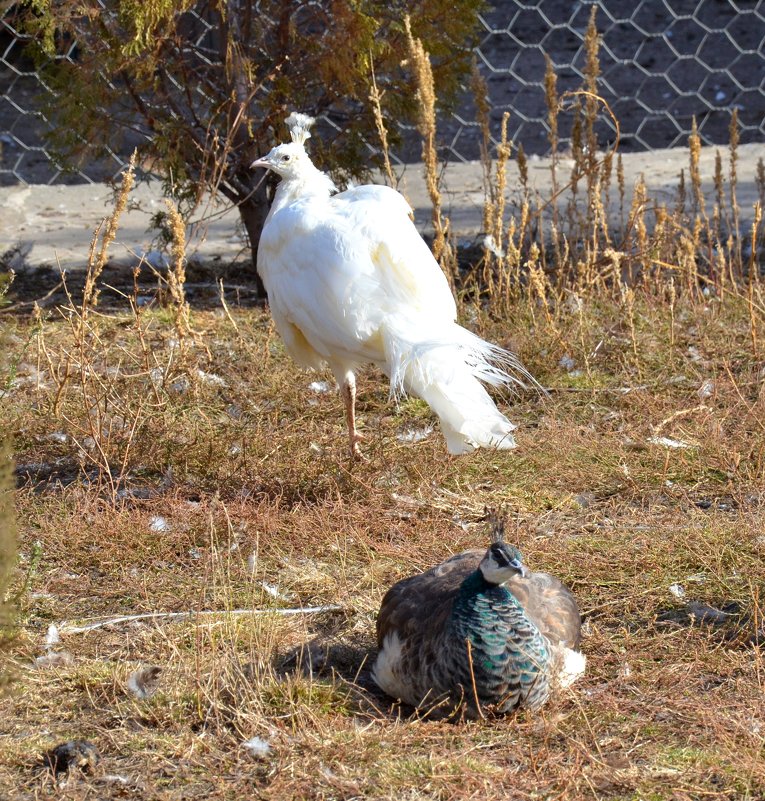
[250,156,271,170]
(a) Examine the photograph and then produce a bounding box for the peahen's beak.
[250,156,271,170]
[510,558,529,578]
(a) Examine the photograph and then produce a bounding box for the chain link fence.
[1,0,764,185]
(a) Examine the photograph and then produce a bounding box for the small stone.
[573,492,595,509]
[169,376,190,394]
[647,435,691,449]
[196,369,227,387]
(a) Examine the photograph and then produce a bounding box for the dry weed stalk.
[369,61,396,188]
[489,113,512,292]
[748,202,762,358]
[544,54,559,217]
[668,276,676,358]
[629,176,648,281]
[471,60,493,230]
[81,152,137,321]
[582,7,601,208]
[472,61,496,294]
[404,16,456,288]
[714,149,725,232]
[574,292,593,382]
[617,153,625,227]
[0,435,16,681]
[728,109,744,283]
[757,158,765,208]
[527,250,561,343]
[688,117,705,222]
[620,283,640,373]
[164,199,192,344]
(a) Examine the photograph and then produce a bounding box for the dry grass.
[2,24,765,799]
[1,277,764,799]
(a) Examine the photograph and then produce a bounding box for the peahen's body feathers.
[252,113,536,457]
[373,535,585,717]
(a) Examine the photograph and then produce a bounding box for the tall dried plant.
[729,109,742,279]
[617,153,626,228]
[747,202,762,359]
[582,7,601,208]
[0,435,15,692]
[164,199,192,344]
[471,60,495,288]
[405,16,456,289]
[369,61,396,188]
[688,117,705,220]
[544,54,559,213]
[757,159,765,208]
[491,113,512,289]
[78,153,137,324]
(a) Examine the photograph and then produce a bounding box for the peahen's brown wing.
[506,571,582,649]
[376,550,483,648]
[377,548,582,650]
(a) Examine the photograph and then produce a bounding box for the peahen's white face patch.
[478,550,526,585]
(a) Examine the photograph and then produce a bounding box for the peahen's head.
[478,541,527,585]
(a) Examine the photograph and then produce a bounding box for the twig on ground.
[58,606,343,635]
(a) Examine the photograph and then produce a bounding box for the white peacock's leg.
[339,370,364,459]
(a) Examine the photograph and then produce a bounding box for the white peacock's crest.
[285,112,315,147]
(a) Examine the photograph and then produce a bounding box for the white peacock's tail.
[375,318,544,453]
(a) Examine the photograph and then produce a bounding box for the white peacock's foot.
[349,431,367,461]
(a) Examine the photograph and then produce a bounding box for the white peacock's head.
[251,142,310,179]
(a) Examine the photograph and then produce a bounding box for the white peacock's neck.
[269,164,336,216]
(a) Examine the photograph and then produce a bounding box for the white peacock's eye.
[281,154,290,162]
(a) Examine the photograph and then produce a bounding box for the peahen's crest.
[484,506,506,544]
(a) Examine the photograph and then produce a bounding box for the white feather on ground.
[252,113,537,457]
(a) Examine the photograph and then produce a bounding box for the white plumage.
[252,113,534,457]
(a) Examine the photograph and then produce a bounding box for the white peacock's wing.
[331,184,457,321]
[257,186,457,371]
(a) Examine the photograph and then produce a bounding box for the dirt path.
[1,142,762,275]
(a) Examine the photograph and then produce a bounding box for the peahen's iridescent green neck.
[447,569,551,711]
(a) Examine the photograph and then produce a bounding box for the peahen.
[251,112,536,458]
[373,519,585,717]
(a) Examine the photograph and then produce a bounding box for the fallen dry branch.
[58,606,344,635]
